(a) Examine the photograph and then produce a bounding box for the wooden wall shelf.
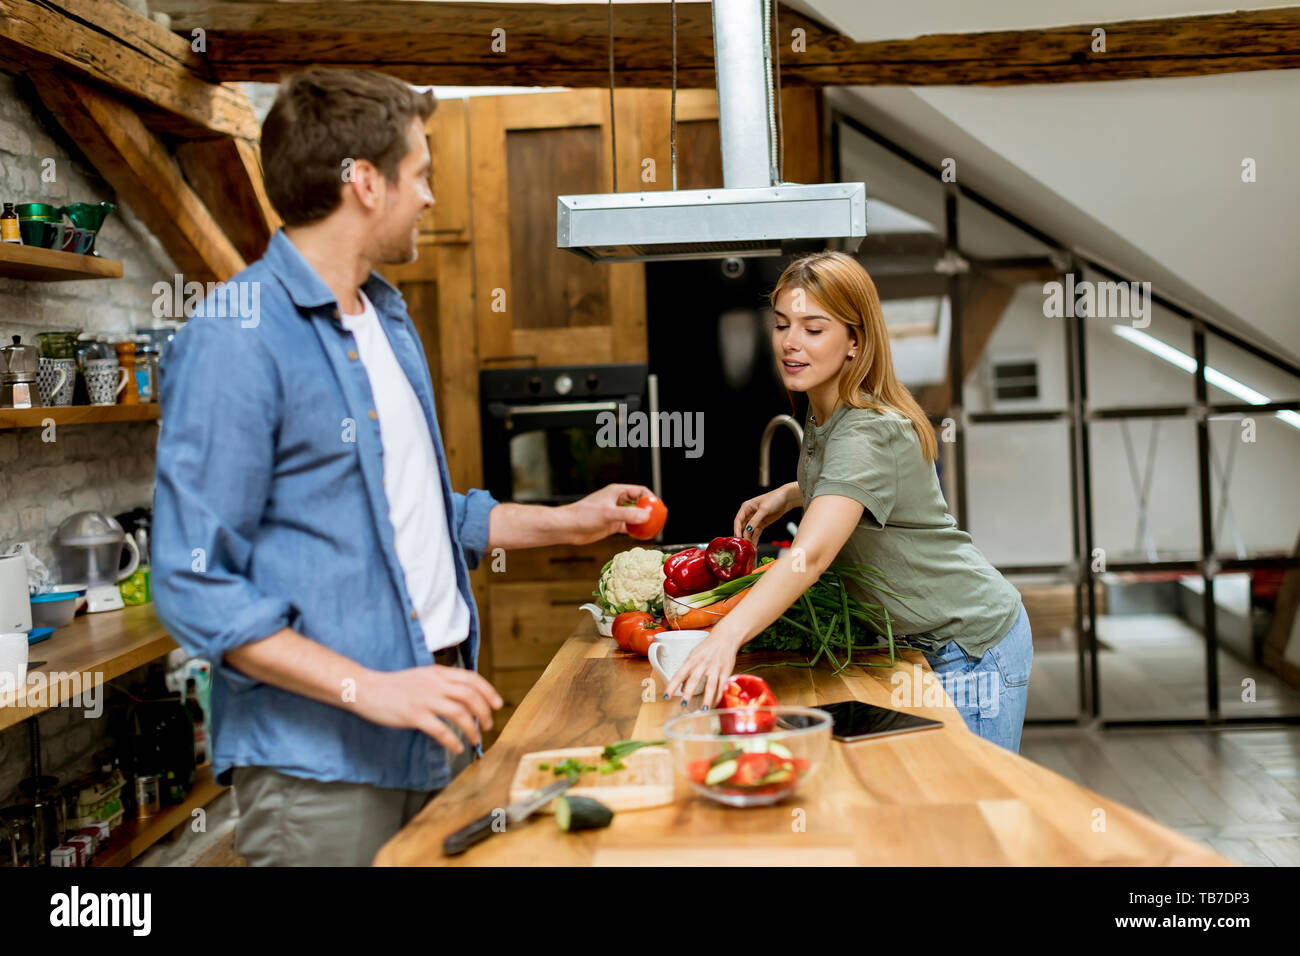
[91,765,225,868]
[0,604,176,732]
[0,243,123,281]
[2,605,228,867]
[0,404,160,430]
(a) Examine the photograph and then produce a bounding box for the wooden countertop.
[0,604,177,731]
[375,623,1233,866]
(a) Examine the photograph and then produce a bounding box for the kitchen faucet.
[758,414,804,487]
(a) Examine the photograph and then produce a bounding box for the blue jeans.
[929,604,1034,753]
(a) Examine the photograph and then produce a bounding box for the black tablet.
[817,701,944,742]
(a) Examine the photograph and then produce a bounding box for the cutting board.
[509,746,675,812]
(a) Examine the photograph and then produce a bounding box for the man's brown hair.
[261,67,436,226]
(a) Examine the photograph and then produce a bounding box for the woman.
[665,251,1034,753]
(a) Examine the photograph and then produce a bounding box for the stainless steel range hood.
[558,0,866,263]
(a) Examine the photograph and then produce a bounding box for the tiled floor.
[1021,725,1300,866]
[1027,613,1300,722]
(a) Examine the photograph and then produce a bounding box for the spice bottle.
[114,340,139,405]
[0,203,19,243]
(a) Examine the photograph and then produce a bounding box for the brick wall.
[1,66,178,810]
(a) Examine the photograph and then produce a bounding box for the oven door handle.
[502,401,622,416]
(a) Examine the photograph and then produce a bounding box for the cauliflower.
[595,547,667,615]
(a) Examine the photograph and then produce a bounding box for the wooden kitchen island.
[375,622,1233,866]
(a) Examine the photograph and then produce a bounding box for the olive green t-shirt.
[796,403,1022,657]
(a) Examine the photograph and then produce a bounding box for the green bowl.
[61,201,115,232]
[16,202,60,220]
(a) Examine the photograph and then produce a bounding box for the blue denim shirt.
[152,229,498,791]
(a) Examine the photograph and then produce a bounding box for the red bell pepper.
[663,547,717,597]
[704,536,756,582]
[719,674,778,734]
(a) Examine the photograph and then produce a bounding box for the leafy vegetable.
[741,561,938,674]
[541,740,666,780]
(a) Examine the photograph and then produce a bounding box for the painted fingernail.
[663,693,670,700]
[702,704,709,711]
[681,699,687,707]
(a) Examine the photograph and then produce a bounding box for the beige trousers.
[232,724,476,866]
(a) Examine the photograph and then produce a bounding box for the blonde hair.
[771,251,938,462]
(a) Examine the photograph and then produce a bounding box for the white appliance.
[52,512,140,614]
[0,552,32,633]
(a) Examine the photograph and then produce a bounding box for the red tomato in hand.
[629,621,666,657]
[625,492,668,540]
[612,611,654,651]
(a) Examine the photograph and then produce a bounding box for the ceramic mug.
[37,358,73,406]
[0,633,28,703]
[83,359,127,405]
[648,629,712,697]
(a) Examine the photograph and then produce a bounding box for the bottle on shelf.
[185,677,207,766]
[130,662,196,811]
[1,203,19,244]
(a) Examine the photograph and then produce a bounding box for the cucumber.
[737,739,792,759]
[757,765,794,786]
[705,758,739,786]
[554,795,614,832]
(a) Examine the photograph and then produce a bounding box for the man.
[152,67,651,866]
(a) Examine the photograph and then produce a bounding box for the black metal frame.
[831,107,1300,730]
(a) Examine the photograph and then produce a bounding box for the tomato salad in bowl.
[663,704,831,808]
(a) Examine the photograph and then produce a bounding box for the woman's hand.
[733,481,802,544]
[664,617,746,706]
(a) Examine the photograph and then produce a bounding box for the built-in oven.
[480,364,654,507]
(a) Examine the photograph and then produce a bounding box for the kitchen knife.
[441,776,576,856]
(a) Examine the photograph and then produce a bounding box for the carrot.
[669,562,772,629]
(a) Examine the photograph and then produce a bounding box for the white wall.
[830,68,1300,365]
[961,271,1300,566]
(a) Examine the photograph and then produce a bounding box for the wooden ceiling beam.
[34,69,246,283]
[146,2,1300,86]
[0,0,259,139]
[176,136,281,262]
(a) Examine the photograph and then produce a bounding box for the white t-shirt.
[339,291,469,654]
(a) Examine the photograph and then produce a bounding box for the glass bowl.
[662,705,831,807]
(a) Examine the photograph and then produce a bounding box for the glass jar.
[34,330,82,359]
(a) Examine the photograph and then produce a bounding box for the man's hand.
[353,665,504,754]
[486,484,654,550]
[559,483,653,545]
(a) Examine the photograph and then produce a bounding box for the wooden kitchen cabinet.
[485,579,594,741]
[467,89,650,368]
[482,539,625,744]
